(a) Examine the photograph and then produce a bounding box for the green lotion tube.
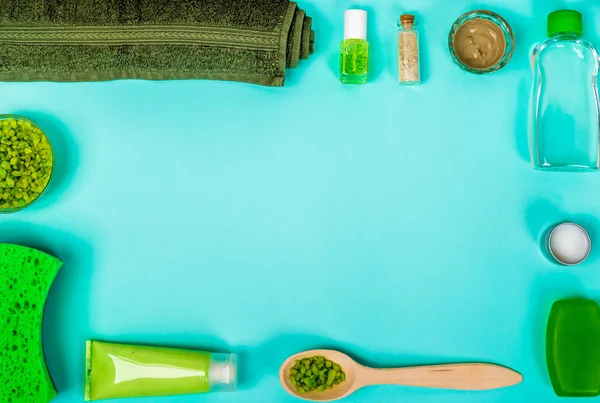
[85,341,237,401]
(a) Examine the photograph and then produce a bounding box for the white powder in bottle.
[398,14,420,84]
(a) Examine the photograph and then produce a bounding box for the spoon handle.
[359,363,522,390]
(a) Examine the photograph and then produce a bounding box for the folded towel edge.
[0,70,285,86]
[277,2,297,85]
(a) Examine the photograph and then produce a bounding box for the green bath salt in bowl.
[0,115,53,213]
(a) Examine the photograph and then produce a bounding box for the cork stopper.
[400,14,415,30]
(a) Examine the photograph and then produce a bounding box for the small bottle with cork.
[397,14,420,84]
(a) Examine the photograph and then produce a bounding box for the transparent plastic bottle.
[340,10,369,84]
[529,10,600,171]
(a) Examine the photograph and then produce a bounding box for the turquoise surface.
[1,0,600,402]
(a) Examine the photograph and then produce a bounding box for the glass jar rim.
[0,114,55,214]
[448,10,515,74]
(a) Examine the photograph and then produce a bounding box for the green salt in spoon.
[0,243,63,402]
[280,349,522,401]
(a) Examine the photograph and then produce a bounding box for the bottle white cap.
[344,9,367,40]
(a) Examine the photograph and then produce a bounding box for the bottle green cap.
[548,10,583,37]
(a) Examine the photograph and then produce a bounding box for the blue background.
[1,0,600,402]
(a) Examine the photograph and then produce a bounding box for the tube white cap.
[344,10,367,40]
[208,353,237,392]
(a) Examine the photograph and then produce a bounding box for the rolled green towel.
[0,0,315,86]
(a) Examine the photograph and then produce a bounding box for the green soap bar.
[547,298,600,397]
[0,243,62,403]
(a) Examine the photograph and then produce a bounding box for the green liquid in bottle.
[340,39,369,84]
[547,299,600,396]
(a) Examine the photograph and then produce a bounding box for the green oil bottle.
[340,10,369,84]
[547,298,600,396]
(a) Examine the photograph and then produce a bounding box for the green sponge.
[0,243,63,403]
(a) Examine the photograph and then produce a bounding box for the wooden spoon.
[280,349,522,401]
